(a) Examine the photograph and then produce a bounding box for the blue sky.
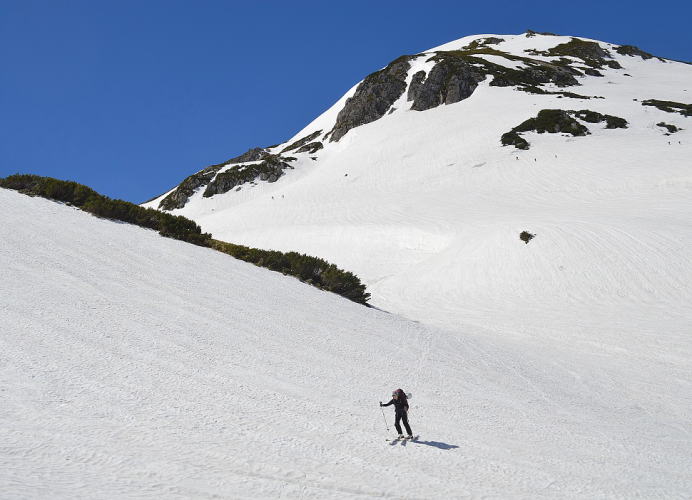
[2,0,691,203]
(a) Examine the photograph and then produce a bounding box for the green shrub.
[210,240,371,305]
[520,231,535,244]
[641,99,691,116]
[656,122,681,134]
[500,109,627,149]
[0,174,210,246]
[1,174,370,305]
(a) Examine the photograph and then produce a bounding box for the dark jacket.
[382,396,408,414]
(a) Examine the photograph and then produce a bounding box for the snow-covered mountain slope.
[2,188,691,498]
[144,32,692,340]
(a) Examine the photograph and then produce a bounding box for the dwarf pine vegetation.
[0,174,371,305]
[656,122,681,134]
[501,109,628,149]
[641,99,692,116]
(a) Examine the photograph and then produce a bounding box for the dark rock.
[295,142,323,154]
[158,147,268,210]
[501,109,589,150]
[407,70,427,101]
[520,231,536,244]
[203,155,293,197]
[226,147,268,164]
[463,37,506,50]
[329,55,413,142]
[584,68,603,77]
[549,38,610,62]
[518,85,595,99]
[281,130,322,153]
[501,131,530,149]
[526,30,558,37]
[501,108,628,149]
[533,38,617,70]
[158,168,219,211]
[615,45,654,60]
[490,64,578,88]
[410,58,486,111]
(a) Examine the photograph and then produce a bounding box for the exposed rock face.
[409,59,486,111]
[536,38,621,70]
[462,37,506,50]
[480,37,505,45]
[501,109,588,150]
[615,45,655,60]
[227,147,269,164]
[489,64,579,88]
[203,155,294,197]
[295,142,323,154]
[158,169,220,211]
[282,130,322,153]
[329,56,413,142]
[158,147,267,210]
[526,29,558,37]
[407,71,426,101]
[156,35,673,210]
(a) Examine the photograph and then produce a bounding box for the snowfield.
[1,189,691,498]
[145,33,692,340]
[4,31,692,498]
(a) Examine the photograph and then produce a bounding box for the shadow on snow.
[388,438,459,450]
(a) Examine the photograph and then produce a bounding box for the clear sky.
[2,0,691,203]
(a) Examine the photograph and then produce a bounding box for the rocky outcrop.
[203,155,294,197]
[329,55,413,142]
[525,30,558,37]
[615,45,656,60]
[158,147,267,210]
[281,130,322,153]
[489,63,580,88]
[501,109,588,149]
[462,37,505,50]
[407,71,426,102]
[572,110,628,129]
[530,38,622,70]
[408,58,486,111]
[501,109,627,149]
[295,142,323,154]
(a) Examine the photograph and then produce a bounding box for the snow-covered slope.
[144,32,692,341]
[2,188,691,498]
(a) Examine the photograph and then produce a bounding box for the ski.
[386,435,419,442]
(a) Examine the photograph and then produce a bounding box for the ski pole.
[380,403,389,431]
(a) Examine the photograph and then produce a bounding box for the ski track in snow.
[5,32,692,498]
[2,189,691,498]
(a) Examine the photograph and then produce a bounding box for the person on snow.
[380,388,413,438]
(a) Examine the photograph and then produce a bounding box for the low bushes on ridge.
[0,174,371,305]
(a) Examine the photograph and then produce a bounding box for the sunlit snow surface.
[1,191,691,498]
[150,34,692,337]
[4,32,692,498]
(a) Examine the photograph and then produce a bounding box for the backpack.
[393,388,409,401]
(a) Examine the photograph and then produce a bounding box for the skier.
[380,388,413,439]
